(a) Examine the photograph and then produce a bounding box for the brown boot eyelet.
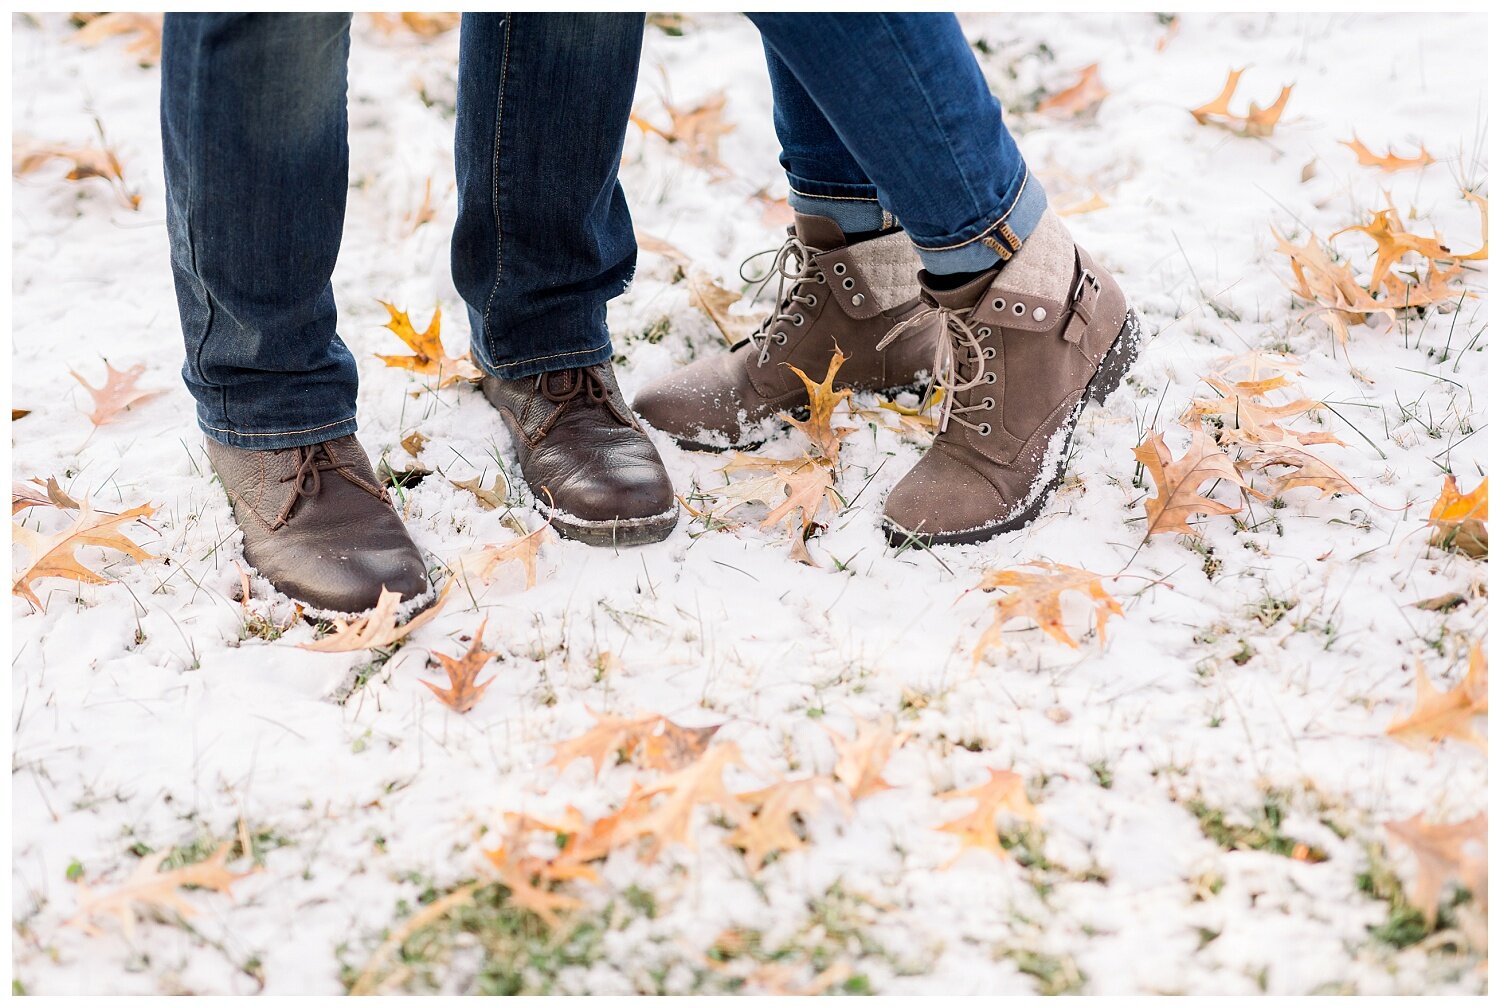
[842,278,855,290]
[1012,302,1027,316]
[792,314,805,326]
[833,263,846,275]
[816,272,826,284]
[993,298,1006,311]
[978,423,993,435]
[775,332,789,344]
[982,347,996,359]
[805,294,817,306]
[982,397,995,410]
[977,326,992,338]
[984,373,998,384]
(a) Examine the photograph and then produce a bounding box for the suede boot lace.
[539,366,633,427]
[738,235,824,366]
[274,441,352,528]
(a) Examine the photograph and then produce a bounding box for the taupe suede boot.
[480,361,678,546]
[633,214,940,450]
[880,210,1142,546]
[206,434,431,615]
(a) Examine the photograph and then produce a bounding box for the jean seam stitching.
[911,168,1034,252]
[498,339,611,371]
[788,185,881,203]
[479,13,512,338]
[179,18,222,425]
[201,415,357,438]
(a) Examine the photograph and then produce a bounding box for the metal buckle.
[1072,268,1100,304]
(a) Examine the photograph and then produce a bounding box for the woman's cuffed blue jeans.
[162,13,1037,451]
[162,13,642,450]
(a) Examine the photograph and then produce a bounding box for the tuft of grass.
[1186,790,1329,863]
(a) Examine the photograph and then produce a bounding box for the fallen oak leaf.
[934,769,1039,867]
[1182,372,1327,445]
[422,619,498,713]
[65,843,253,939]
[1057,191,1110,217]
[1384,812,1487,924]
[1340,136,1435,173]
[12,409,30,421]
[1385,646,1487,752]
[1189,68,1292,137]
[729,777,829,872]
[782,348,857,462]
[1036,63,1107,118]
[971,561,1123,663]
[826,716,908,802]
[1427,475,1487,559]
[636,230,692,269]
[367,12,461,36]
[69,12,163,64]
[686,269,758,347]
[1332,208,1454,295]
[632,89,735,178]
[547,709,719,776]
[375,301,482,388]
[1134,428,1248,538]
[450,473,507,511]
[479,839,583,930]
[68,361,163,427]
[12,477,81,515]
[13,124,142,210]
[453,522,550,588]
[1237,431,1360,499]
[12,501,156,611]
[400,431,429,457]
[297,581,453,653]
[612,742,748,861]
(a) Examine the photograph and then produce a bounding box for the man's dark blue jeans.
[162,13,1034,450]
[162,13,642,450]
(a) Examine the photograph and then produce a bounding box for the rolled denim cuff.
[467,304,615,381]
[198,411,359,452]
[786,177,890,235]
[913,169,1049,274]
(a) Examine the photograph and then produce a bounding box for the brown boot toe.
[881,445,1014,546]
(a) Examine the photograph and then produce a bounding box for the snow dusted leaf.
[1340,136,1435,173]
[1056,191,1109,217]
[12,501,156,611]
[934,769,1039,866]
[631,89,735,178]
[375,301,482,388]
[1134,429,1248,538]
[612,743,748,861]
[972,561,1123,662]
[13,126,142,210]
[1189,68,1292,137]
[422,619,498,714]
[450,473,507,511]
[453,523,550,588]
[1384,812,1487,924]
[68,361,163,427]
[826,717,908,802]
[1182,373,1327,445]
[1036,63,1107,119]
[65,844,253,939]
[297,582,452,653]
[729,778,828,872]
[547,709,720,776]
[12,477,80,515]
[1332,207,1454,295]
[1237,431,1360,499]
[1386,646,1487,752]
[1427,475,1487,558]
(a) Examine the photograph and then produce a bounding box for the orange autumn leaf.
[782,348,856,462]
[1454,189,1488,262]
[612,743,748,860]
[1057,191,1110,217]
[1427,475,1488,559]
[1134,429,1248,538]
[13,129,142,210]
[826,716,909,802]
[69,12,163,64]
[66,844,253,939]
[12,501,156,611]
[68,361,163,427]
[972,561,1123,662]
[1384,812,1487,924]
[12,477,81,515]
[632,90,735,178]
[1236,431,1360,500]
[422,619,498,713]
[729,777,828,872]
[547,709,719,776]
[375,301,482,388]
[934,769,1039,866]
[1189,68,1292,137]
[1332,208,1454,294]
[1385,647,1487,752]
[1181,373,1327,445]
[1340,136,1435,173]
[367,12,461,36]
[297,582,452,653]
[479,839,583,929]
[686,269,758,347]
[1037,63,1108,119]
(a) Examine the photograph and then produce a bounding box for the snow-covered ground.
[10,12,1487,995]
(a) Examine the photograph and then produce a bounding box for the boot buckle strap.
[1064,268,1101,344]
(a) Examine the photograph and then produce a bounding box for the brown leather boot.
[632,213,940,450]
[480,362,678,546]
[206,434,431,615]
[880,211,1142,546]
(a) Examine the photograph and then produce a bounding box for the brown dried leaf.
[547,709,720,776]
[1182,373,1326,445]
[68,361,163,427]
[66,844,252,938]
[12,501,155,611]
[729,778,828,872]
[1134,429,1248,538]
[1237,431,1360,499]
[1384,812,1487,923]
[826,717,908,801]
[70,12,163,64]
[453,523,549,588]
[13,129,141,210]
[781,348,856,462]
[613,743,748,860]
[1341,136,1435,173]
[450,473,507,511]
[422,619,498,713]
[633,90,735,178]
[686,269,758,347]
[1189,68,1292,137]
[934,769,1039,866]
[1385,646,1487,751]
[1428,475,1488,558]
[297,581,452,653]
[367,12,461,36]
[1036,64,1107,119]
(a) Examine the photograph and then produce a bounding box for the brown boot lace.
[738,235,824,366]
[538,366,634,427]
[273,441,354,528]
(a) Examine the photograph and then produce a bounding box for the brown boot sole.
[543,502,681,548]
[882,310,1144,549]
[672,381,930,453]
